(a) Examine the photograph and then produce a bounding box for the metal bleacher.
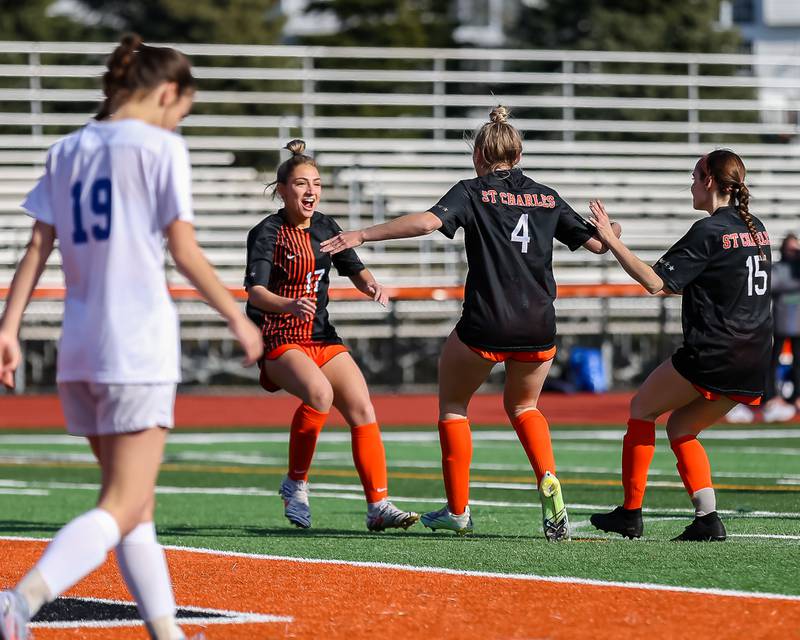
[1,42,799,385]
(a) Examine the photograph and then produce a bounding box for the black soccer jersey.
[244,210,365,352]
[430,168,595,351]
[652,206,772,397]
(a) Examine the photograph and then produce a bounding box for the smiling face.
[277,163,322,225]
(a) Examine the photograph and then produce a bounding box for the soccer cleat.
[0,590,30,640]
[366,500,420,532]
[762,400,796,423]
[278,476,311,529]
[590,506,644,539]
[724,404,754,424]
[671,512,727,542]
[538,471,570,541]
[420,505,473,535]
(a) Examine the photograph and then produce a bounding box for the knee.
[345,401,376,427]
[102,503,149,538]
[504,401,537,420]
[439,402,468,421]
[304,381,334,412]
[629,394,657,422]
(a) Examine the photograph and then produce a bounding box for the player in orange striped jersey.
[244,140,419,532]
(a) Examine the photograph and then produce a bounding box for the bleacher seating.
[0,41,797,355]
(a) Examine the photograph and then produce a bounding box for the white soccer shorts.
[57,382,177,437]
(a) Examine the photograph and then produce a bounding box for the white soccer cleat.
[366,500,420,532]
[0,590,30,640]
[762,400,796,423]
[724,404,755,424]
[420,504,473,535]
[278,476,312,529]
[539,471,570,542]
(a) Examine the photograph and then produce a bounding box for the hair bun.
[285,139,306,156]
[489,105,509,124]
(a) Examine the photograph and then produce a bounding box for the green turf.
[0,425,798,596]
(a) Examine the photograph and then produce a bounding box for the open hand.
[320,231,365,255]
[0,330,21,390]
[287,297,316,321]
[228,315,264,367]
[588,200,620,244]
[365,281,389,307]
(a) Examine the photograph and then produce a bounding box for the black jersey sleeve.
[554,196,595,251]
[244,222,277,289]
[429,181,473,239]
[652,220,713,293]
[329,217,366,277]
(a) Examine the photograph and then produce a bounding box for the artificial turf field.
[0,422,798,638]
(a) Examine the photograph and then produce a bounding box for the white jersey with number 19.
[21,119,194,384]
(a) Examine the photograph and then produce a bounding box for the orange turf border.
[1,539,798,639]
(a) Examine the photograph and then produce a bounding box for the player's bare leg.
[503,358,568,540]
[265,349,333,529]
[666,395,735,541]
[322,352,418,531]
[421,332,494,534]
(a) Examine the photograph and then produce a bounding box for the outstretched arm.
[320,212,442,255]
[167,220,263,365]
[0,221,55,388]
[583,220,622,254]
[588,200,665,294]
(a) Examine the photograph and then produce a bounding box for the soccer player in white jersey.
[0,34,262,640]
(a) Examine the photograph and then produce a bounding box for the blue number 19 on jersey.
[71,178,112,245]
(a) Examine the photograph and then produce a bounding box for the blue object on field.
[569,347,608,393]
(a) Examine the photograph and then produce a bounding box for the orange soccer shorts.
[467,344,557,363]
[692,384,762,406]
[259,342,349,392]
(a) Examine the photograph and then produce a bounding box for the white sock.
[691,487,717,517]
[116,522,180,639]
[35,508,121,601]
[16,568,51,617]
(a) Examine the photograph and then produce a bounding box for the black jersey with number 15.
[652,206,772,397]
[429,168,595,351]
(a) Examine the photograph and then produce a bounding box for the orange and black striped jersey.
[244,210,364,352]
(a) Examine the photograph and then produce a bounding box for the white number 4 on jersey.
[511,214,530,253]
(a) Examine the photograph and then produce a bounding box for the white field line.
[1,535,797,603]
[0,448,798,479]
[28,596,291,629]
[2,478,797,520]
[1,428,800,447]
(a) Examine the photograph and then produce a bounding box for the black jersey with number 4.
[429,168,595,351]
[652,206,772,397]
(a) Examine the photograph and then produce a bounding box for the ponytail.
[96,33,195,121]
[701,149,765,259]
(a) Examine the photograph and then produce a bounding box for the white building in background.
[280,0,338,40]
[720,0,800,127]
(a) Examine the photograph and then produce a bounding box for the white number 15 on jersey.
[511,214,531,253]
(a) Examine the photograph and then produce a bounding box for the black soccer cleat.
[671,511,727,542]
[590,506,643,539]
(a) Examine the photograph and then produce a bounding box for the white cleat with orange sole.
[0,591,30,640]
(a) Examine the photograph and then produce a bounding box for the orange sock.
[438,418,472,515]
[287,403,328,481]
[622,418,656,509]
[670,435,712,495]
[351,422,389,503]
[511,409,556,486]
